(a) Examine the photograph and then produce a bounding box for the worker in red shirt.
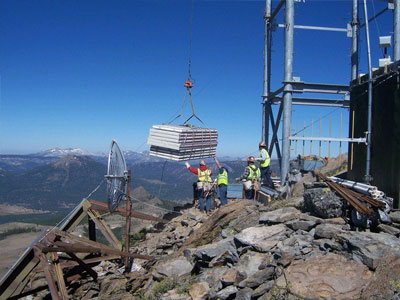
[185,160,213,212]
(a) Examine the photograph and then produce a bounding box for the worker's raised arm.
[213,156,222,169]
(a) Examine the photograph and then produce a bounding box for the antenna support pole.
[124,170,132,272]
[281,0,295,185]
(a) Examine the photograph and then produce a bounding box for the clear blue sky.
[0,0,394,158]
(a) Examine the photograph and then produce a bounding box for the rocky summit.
[24,196,400,300]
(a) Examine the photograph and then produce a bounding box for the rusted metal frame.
[125,170,132,271]
[65,252,97,281]
[34,249,60,300]
[84,203,121,249]
[319,174,374,215]
[340,185,385,209]
[8,273,84,300]
[36,255,120,271]
[268,101,284,157]
[89,199,168,224]
[326,181,372,215]
[49,252,69,299]
[52,228,115,250]
[43,241,153,260]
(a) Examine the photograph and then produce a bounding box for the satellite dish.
[105,140,128,212]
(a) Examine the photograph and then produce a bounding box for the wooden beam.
[89,199,168,224]
[42,242,153,260]
[50,252,69,299]
[83,201,121,249]
[52,229,115,250]
[35,250,60,300]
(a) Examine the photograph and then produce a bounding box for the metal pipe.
[262,0,272,144]
[270,0,285,20]
[363,0,373,184]
[281,0,295,185]
[351,0,359,82]
[395,0,400,61]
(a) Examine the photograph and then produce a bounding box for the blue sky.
[0,0,395,158]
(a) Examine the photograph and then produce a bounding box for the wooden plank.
[50,252,69,299]
[35,250,60,300]
[83,201,121,250]
[89,200,168,223]
[42,242,153,260]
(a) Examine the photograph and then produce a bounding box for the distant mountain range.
[0,148,279,211]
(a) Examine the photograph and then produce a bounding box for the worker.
[185,160,213,212]
[236,156,260,200]
[213,156,228,206]
[256,141,274,188]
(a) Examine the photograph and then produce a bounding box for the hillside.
[0,153,279,210]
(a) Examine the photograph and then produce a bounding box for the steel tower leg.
[351,0,359,82]
[281,0,294,185]
[262,0,272,144]
[394,0,400,61]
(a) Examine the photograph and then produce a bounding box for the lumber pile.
[147,124,218,161]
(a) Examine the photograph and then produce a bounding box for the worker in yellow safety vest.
[236,156,260,199]
[256,141,274,188]
[213,156,228,206]
[185,160,213,212]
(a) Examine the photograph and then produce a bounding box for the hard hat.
[222,166,229,172]
[248,156,255,163]
[199,160,206,166]
[259,141,267,148]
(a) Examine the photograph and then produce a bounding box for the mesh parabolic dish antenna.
[105,140,128,212]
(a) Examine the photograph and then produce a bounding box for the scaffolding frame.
[262,0,400,185]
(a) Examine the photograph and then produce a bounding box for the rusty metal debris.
[0,199,165,300]
[317,172,386,217]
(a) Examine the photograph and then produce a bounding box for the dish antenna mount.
[105,140,129,212]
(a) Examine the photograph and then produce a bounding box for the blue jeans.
[218,184,227,206]
[199,189,211,212]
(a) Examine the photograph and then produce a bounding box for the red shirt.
[188,164,213,176]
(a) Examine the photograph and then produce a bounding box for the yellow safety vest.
[217,170,228,186]
[259,148,271,168]
[198,168,212,182]
[247,165,261,182]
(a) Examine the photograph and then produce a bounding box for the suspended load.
[147,124,218,161]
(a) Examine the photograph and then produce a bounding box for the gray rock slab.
[189,282,210,300]
[234,251,265,278]
[193,238,238,263]
[377,223,400,237]
[276,253,372,300]
[234,224,287,252]
[337,231,400,269]
[238,267,275,288]
[214,286,238,300]
[251,281,275,298]
[234,287,252,300]
[389,211,400,223]
[286,219,317,231]
[155,256,193,277]
[259,207,301,224]
[314,223,345,239]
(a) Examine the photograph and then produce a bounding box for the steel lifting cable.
[168,0,205,127]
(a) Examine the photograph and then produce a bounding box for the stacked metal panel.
[147,124,218,161]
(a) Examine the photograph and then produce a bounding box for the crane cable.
[168,0,205,126]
